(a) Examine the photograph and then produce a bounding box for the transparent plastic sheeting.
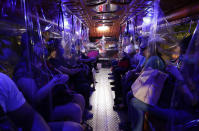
[1,0,17,17]
[183,20,199,89]
[21,0,33,72]
[61,4,89,57]
[148,0,160,54]
[61,31,72,58]
[142,0,179,60]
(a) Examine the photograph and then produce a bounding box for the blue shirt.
[144,56,165,72]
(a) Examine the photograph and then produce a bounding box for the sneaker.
[86,105,92,110]
[82,122,93,131]
[108,76,114,80]
[111,87,117,91]
[110,81,116,85]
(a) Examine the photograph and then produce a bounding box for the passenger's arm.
[35,75,69,103]
[17,77,54,103]
[58,66,81,76]
[8,102,51,131]
[0,74,50,131]
[79,57,96,63]
[17,75,69,103]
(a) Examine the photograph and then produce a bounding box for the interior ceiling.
[62,0,153,38]
[1,0,197,37]
[60,0,198,38]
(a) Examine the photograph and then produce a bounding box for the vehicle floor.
[87,68,128,131]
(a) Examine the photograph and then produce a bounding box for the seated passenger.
[0,72,83,131]
[14,33,83,123]
[124,36,148,84]
[110,51,131,102]
[116,38,148,111]
[129,37,197,131]
[79,51,98,87]
[46,40,93,110]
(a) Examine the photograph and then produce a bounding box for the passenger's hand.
[125,70,135,81]
[166,64,183,80]
[52,74,69,85]
[72,68,81,74]
[126,70,132,78]
[69,68,81,76]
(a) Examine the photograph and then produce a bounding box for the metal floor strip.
[87,69,120,131]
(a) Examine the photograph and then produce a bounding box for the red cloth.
[87,51,99,58]
[118,60,130,68]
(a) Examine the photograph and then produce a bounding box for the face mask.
[81,48,86,53]
[134,44,139,50]
[124,47,128,54]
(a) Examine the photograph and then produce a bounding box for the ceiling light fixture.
[143,16,151,25]
[97,25,110,31]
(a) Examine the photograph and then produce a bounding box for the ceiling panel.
[19,0,198,38]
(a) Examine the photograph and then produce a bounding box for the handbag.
[131,68,168,105]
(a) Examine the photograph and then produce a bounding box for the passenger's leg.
[72,94,85,112]
[49,121,83,131]
[75,84,91,109]
[129,98,194,130]
[129,97,148,131]
[72,93,93,121]
[122,80,133,107]
[148,106,194,124]
[62,122,83,131]
[52,103,82,123]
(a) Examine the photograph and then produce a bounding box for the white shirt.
[0,73,26,112]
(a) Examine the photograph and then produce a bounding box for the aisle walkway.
[88,69,121,131]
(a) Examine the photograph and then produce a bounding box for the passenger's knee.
[52,103,82,122]
[70,103,82,119]
[68,103,82,123]
[74,94,85,103]
[72,103,82,113]
[62,122,83,131]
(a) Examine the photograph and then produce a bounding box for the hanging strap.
[188,20,193,34]
[58,1,64,31]
[72,15,74,34]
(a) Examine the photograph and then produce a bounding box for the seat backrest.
[0,105,6,122]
